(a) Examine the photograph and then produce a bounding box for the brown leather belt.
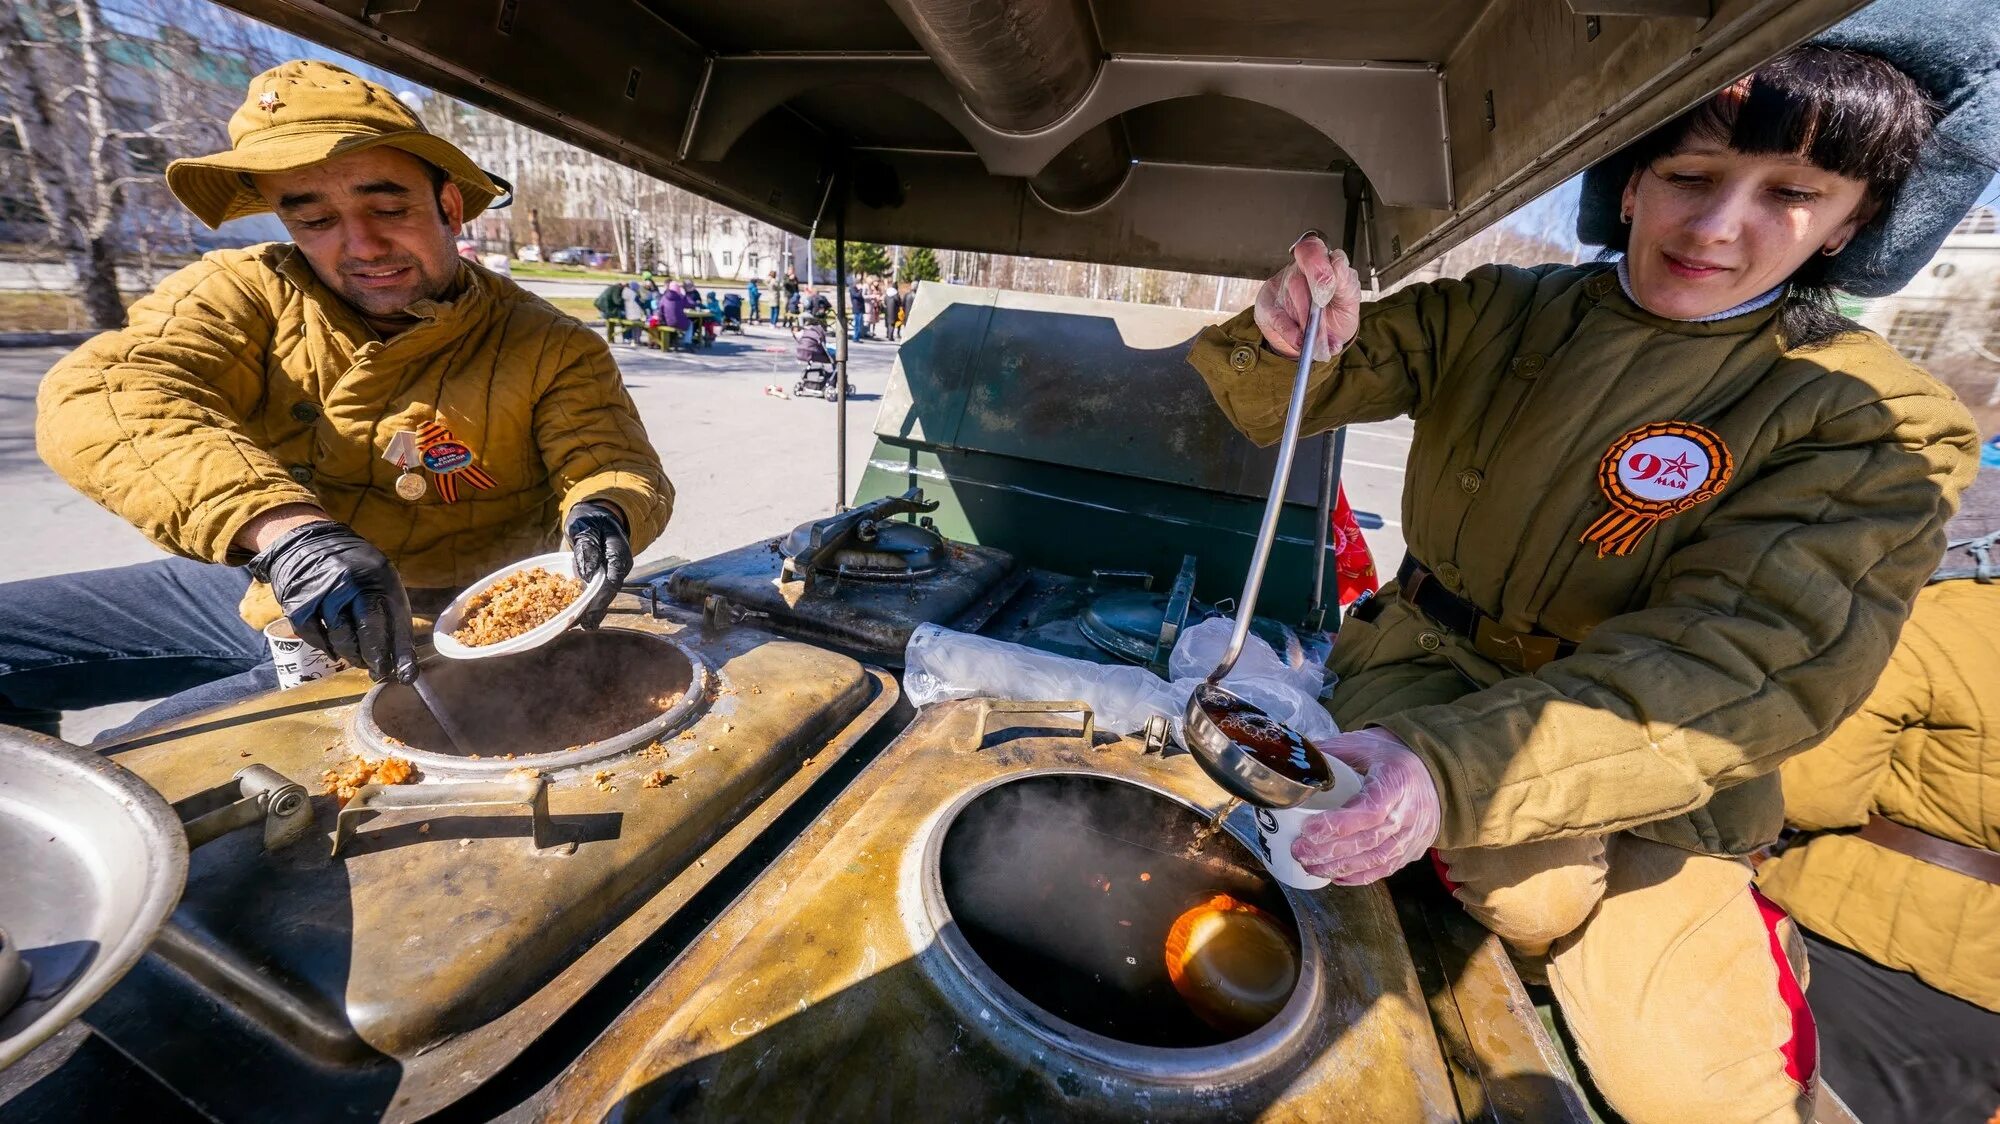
[1392,556,1577,674]
[1856,815,2000,885]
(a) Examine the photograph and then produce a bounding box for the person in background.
[849,277,867,342]
[593,279,625,327]
[866,276,885,339]
[1756,467,2000,1124]
[658,280,693,349]
[746,274,762,323]
[802,284,832,321]
[782,266,800,324]
[703,290,723,344]
[765,270,782,325]
[882,281,903,341]
[620,280,646,345]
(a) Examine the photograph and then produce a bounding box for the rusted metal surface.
[84,600,894,1123]
[667,535,1016,662]
[542,700,1464,1122]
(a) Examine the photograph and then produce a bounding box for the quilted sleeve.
[533,324,674,550]
[35,257,315,563]
[1186,264,1527,446]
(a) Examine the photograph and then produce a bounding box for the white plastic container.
[1250,756,1366,890]
[430,552,606,660]
[264,618,343,688]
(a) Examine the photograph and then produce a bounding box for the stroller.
[791,315,839,399]
[721,292,745,334]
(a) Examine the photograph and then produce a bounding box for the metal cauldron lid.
[0,728,188,1070]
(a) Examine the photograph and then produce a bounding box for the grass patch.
[544,296,602,322]
[511,263,635,282]
[0,291,144,332]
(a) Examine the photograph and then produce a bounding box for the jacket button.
[1417,631,1443,651]
[1458,469,1484,495]
[1229,345,1256,372]
[1509,354,1544,377]
[1586,275,1614,298]
[290,401,320,423]
[287,464,314,485]
[1434,561,1460,587]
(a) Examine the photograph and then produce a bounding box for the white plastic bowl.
[431,551,607,660]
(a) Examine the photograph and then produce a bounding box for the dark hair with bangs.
[1602,46,1936,348]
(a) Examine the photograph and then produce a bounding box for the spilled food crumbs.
[504,766,542,783]
[641,740,669,758]
[592,769,617,793]
[643,769,675,789]
[320,755,416,807]
[677,730,698,741]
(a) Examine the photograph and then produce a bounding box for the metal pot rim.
[901,768,1326,1087]
[0,729,188,1069]
[347,627,713,775]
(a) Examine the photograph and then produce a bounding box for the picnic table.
[686,309,716,349]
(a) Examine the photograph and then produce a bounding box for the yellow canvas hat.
[165,59,507,230]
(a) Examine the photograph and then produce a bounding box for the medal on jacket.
[416,419,496,504]
[384,430,426,501]
[1581,421,1734,558]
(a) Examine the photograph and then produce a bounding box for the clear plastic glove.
[1252,232,1364,363]
[1291,727,1441,885]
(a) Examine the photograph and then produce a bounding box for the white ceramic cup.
[264,618,343,689]
[1251,755,1365,890]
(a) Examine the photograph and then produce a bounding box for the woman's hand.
[1291,728,1442,885]
[1252,232,1363,362]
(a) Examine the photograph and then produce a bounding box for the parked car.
[547,245,601,266]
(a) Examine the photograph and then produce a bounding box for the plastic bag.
[904,624,1189,735]
[903,619,1339,747]
[1167,616,1339,744]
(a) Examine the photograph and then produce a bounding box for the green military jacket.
[1188,263,1979,856]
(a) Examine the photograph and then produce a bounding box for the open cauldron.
[352,627,709,775]
[917,772,1324,1078]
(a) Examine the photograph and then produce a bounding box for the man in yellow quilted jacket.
[0,60,672,740]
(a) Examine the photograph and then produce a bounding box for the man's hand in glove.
[565,501,631,629]
[250,521,418,684]
[1291,728,1442,885]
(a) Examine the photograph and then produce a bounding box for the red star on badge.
[1656,450,1698,487]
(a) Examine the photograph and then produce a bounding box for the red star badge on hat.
[258,91,282,112]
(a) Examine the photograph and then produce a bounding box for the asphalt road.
[1,319,1410,742]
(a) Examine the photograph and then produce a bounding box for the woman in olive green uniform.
[1189,28,1989,1124]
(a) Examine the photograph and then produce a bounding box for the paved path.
[2,318,1410,741]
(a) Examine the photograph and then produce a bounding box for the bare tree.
[0,0,146,325]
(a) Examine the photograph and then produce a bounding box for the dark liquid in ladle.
[1196,685,1331,786]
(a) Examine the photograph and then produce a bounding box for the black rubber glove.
[249,521,418,684]
[566,501,631,629]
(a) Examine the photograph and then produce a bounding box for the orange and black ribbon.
[416,420,496,504]
[1581,421,1733,558]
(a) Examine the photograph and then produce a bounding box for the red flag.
[1332,485,1379,606]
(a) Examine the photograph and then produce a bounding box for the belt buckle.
[1473,619,1562,673]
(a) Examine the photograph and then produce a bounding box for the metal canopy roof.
[213,0,1868,284]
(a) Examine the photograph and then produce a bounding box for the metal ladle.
[1182,239,1339,809]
